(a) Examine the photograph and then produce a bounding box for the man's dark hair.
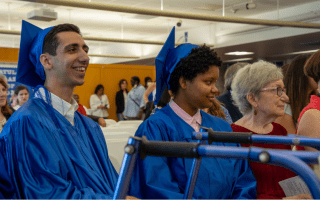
[168,45,222,95]
[43,24,81,56]
[131,76,140,85]
[94,84,104,94]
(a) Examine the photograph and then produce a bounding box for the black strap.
[129,96,140,107]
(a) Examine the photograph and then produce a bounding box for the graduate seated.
[0,21,136,199]
[128,27,257,199]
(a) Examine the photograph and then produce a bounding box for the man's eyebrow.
[83,44,89,51]
[64,43,89,51]
[64,43,79,51]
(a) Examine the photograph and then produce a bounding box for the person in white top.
[90,84,110,119]
[13,85,30,110]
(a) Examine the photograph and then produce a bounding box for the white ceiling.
[0,0,319,64]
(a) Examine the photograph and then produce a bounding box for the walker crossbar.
[194,127,320,150]
[113,136,320,199]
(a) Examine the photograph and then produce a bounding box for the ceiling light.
[224,58,253,63]
[225,51,254,56]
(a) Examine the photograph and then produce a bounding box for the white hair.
[231,61,283,115]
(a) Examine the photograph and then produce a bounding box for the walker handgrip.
[207,129,252,144]
[139,136,200,159]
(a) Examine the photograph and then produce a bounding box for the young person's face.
[121,81,127,90]
[97,88,104,96]
[184,65,220,110]
[18,89,29,106]
[50,31,89,88]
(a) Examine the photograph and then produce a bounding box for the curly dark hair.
[94,84,104,94]
[43,24,81,56]
[169,45,222,95]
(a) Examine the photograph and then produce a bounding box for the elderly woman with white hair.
[230,61,311,199]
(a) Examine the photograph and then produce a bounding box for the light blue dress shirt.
[123,84,146,118]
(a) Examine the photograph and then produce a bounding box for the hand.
[283,194,313,199]
[98,118,106,127]
[98,105,104,109]
[125,196,139,199]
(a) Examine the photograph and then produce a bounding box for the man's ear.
[179,77,187,90]
[40,53,53,70]
[247,92,258,108]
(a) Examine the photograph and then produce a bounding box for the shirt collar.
[34,87,79,122]
[169,99,201,126]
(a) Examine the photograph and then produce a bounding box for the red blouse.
[231,122,296,199]
[295,95,320,150]
[77,104,87,116]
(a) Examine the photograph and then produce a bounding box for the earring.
[253,107,257,115]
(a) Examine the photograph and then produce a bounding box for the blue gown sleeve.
[0,140,14,198]
[231,144,257,199]
[5,115,115,199]
[128,120,185,199]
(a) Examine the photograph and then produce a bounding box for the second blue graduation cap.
[154,27,199,105]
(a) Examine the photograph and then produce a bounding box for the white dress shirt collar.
[34,87,79,126]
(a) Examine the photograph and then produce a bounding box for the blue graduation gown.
[0,98,118,199]
[129,105,257,199]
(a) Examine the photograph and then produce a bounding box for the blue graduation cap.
[154,26,199,105]
[16,20,54,87]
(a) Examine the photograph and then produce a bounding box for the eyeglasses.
[260,87,286,97]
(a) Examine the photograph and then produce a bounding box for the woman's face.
[18,89,29,106]
[146,80,152,87]
[183,65,220,110]
[97,88,104,96]
[0,84,7,108]
[121,81,127,90]
[255,79,289,118]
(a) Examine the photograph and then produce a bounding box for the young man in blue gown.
[128,27,257,199]
[0,21,126,199]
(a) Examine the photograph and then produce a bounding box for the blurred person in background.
[296,49,320,152]
[115,79,128,121]
[202,98,233,124]
[13,85,29,110]
[216,62,249,122]
[144,76,152,89]
[231,61,311,199]
[0,79,13,133]
[90,84,110,119]
[73,94,106,127]
[123,76,145,120]
[275,54,317,134]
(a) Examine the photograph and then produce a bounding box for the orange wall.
[0,47,156,121]
[0,48,19,63]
